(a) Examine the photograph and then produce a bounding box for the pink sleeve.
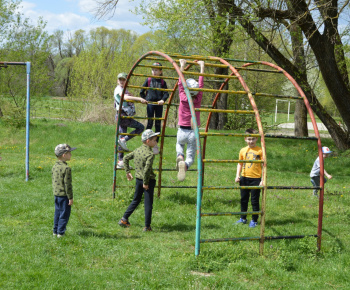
[194,76,204,105]
[178,78,188,102]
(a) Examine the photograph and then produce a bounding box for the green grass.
[0,119,349,289]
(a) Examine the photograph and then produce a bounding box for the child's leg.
[128,119,144,141]
[123,179,144,220]
[176,128,186,158]
[53,196,60,234]
[184,130,196,169]
[56,196,71,235]
[239,177,250,220]
[154,105,163,142]
[144,179,156,227]
[310,176,320,195]
[146,104,155,130]
[250,178,261,222]
[118,121,128,160]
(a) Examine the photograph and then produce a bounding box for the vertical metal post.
[274,99,278,122]
[25,62,31,181]
[287,101,290,121]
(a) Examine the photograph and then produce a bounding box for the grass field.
[0,119,349,289]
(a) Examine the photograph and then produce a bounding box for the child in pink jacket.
[176,59,205,181]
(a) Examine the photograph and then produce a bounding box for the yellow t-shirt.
[239,146,263,178]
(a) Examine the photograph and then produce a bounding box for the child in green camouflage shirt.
[52,143,76,237]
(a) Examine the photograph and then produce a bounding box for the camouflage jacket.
[52,160,73,199]
[123,144,156,185]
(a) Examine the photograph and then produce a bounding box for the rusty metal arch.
[112,52,324,256]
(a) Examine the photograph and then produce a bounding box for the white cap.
[186,78,199,96]
[322,146,332,154]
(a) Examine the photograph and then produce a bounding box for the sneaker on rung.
[118,138,129,151]
[249,220,258,228]
[117,160,124,169]
[236,218,247,224]
[118,218,130,228]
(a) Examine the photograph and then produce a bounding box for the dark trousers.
[123,178,156,227]
[118,118,144,160]
[53,196,71,235]
[239,177,261,222]
[146,104,163,142]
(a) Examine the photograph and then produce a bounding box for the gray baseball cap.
[117,72,128,79]
[55,144,77,156]
[141,129,160,141]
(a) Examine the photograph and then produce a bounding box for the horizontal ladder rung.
[195,108,255,114]
[265,134,318,140]
[201,236,260,243]
[200,132,260,137]
[201,211,261,217]
[252,92,303,100]
[203,159,263,163]
[200,234,318,243]
[127,85,173,92]
[267,186,321,190]
[121,116,165,120]
[203,186,264,190]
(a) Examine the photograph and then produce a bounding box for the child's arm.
[235,163,242,183]
[324,169,332,179]
[123,152,135,180]
[139,79,149,99]
[142,154,155,189]
[159,82,169,105]
[124,95,148,104]
[180,59,186,72]
[198,61,205,74]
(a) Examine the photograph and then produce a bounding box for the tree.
[94,0,350,149]
[227,0,350,149]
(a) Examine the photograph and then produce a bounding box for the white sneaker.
[176,156,183,171]
[117,160,124,169]
[118,138,129,151]
[57,234,65,238]
[177,161,186,181]
[153,145,159,155]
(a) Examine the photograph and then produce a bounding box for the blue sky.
[19,0,150,35]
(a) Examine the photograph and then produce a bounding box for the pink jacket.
[178,76,204,127]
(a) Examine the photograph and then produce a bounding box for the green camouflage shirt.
[52,160,73,199]
[123,144,156,185]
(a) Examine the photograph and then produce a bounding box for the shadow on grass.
[158,223,196,232]
[77,229,141,240]
[164,192,197,204]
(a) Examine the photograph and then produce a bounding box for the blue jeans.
[310,176,327,194]
[53,196,71,235]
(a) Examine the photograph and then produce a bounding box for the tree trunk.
[289,21,308,137]
[209,67,228,130]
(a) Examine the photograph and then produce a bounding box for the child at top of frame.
[310,146,333,198]
[114,72,148,169]
[235,128,263,228]
[52,143,77,238]
[176,59,205,182]
[118,129,159,232]
[139,62,169,155]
